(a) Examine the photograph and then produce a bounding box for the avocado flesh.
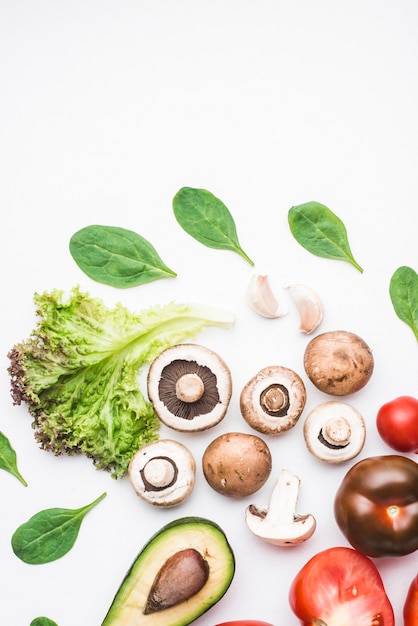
[101,517,235,626]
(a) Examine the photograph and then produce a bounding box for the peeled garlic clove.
[248,274,285,319]
[288,284,323,334]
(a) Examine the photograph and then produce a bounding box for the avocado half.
[101,516,235,625]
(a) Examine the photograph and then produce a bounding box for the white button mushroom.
[303,401,366,463]
[147,343,233,432]
[240,365,306,435]
[128,439,196,507]
[245,469,316,546]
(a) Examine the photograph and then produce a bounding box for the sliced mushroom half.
[245,469,316,546]
[128,439,196,506]
[240,365,306,435]
[147,343,232,432]
[303,401,366,463]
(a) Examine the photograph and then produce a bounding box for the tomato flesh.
[376,395,418,453]
[289,547,394,626]
[404,574,418,626]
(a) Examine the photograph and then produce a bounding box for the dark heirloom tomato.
[404,574,418,626]
[289,546,394,626]
[334,455,418,557]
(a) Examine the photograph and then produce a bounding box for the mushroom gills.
[303,401,366,463]
[147,343,232,432]
[160,360,220,420]
[240,366,306,435]
[128,439,196,507]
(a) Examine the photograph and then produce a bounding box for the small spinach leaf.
[30,618,58,626]
[0,431,27,486]
[288,201,363,272]
[11,492,106,564]
[172,187,254,266]
[389,265,418,341]
[69,225,177,288]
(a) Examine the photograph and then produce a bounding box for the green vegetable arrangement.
[8,287,234,477]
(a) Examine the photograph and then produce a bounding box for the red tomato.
[404,574,418,626]
[289,546,394,625]
[376,395,418,453]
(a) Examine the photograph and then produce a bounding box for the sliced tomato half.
[289,547,394,626]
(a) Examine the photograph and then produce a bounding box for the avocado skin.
[101,516,235,626]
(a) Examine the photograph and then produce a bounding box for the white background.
[1,1,417,625]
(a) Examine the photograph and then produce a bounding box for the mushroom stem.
[264,469,302,524]
[322,417,351,446]
[260,385,288,414]
[143,458,176,488]
[175,373,205,403]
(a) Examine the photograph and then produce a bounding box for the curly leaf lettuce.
[8,287,234,477]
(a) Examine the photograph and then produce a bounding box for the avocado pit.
[145,548,210,614]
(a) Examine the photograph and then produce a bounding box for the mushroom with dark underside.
[128,439,196,506]
[147,343,232,432]
[303,401,366,463]
[245,469,316,545]
[303,330,374,396]
[240,365,307,435]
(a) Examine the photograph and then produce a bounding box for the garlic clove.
[248,274,286,319]
[287,284,323,334]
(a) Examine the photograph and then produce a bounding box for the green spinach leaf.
[30,618,58,626]
[69,225,176,288]
[172,187,254,266]
[389,265,418,341]
[0,431,27,486]
[12,492,106,564]
[288,201,363,272]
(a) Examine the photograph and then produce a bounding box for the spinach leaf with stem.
[30,618,58,626]
[11,492,106,564]
[172,187,254,266]
[288,201,363,272]
[69,225,177,288]
[0,431,27,486]
[389,265,418,341]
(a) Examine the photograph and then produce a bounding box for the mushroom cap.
[303,401,366,463]
[147,343,232,432]
[202,432,272,498]
[240,365,306,435]
[128,439,196,506]
[303,330,374,396]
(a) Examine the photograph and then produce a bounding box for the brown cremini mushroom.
[202,432,272,498]
[303,401,366,463]
[245,469,316,545]
[240,365,306,435]
[147,343,232,432]
[128,439,196,506]
[303,330,374,396]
